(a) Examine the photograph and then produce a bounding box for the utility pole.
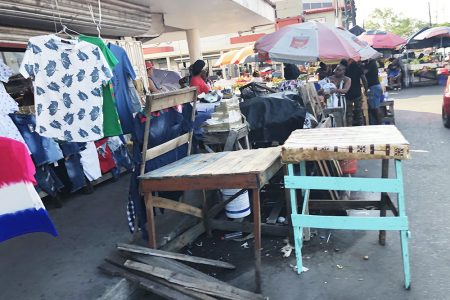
[428,2,432,27]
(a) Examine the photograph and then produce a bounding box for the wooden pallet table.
[140,147,283,293]
[281,125,411,289]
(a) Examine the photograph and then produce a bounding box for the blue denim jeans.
[9,114,63,166]
[34,165,64,197]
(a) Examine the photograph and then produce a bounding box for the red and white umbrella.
[254,22,361,64]
[337,28,381,60]
[358,30,406,49]
[414,26,450,40]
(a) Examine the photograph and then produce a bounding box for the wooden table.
[282,125,412,289]
[202,123,251,152]
[140,147,283,292]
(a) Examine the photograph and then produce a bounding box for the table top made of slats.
[140,147,282,181]
[282,125,410,162]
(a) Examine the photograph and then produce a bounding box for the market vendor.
[190,59,210,95]
[146,61,161,94]
[278,63,303,92]
[345,59,368,126]
[387,58,402,90]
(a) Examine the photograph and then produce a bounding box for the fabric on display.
[34,164,64,198]
[0,137,57,242]
[0,59,29,148]
[107,43,137,135]
[80,142,102,182]
[79,35,123,137]
[240,92,307,144]
[9,113,64,166]
[20,35,113,142]
[95,138,116,174]
[127,106,193,236]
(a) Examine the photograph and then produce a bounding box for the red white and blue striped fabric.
[0,137,57,242]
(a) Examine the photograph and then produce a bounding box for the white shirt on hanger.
[20,35,112,142]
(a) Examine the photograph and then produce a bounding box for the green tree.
[365,8,427,37]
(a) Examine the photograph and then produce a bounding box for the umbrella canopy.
[254,22,361,64]
[337,28,381,60]
[359,30,406,49]
[405,27,433,49]
[231,45,254,64]
[415,26,450,39]
[214,50,239,67]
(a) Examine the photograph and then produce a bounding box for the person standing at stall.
[345,59,368,126]
[364,59,383,125]
[278,63,303,92]
[190,59,210,95]
[146,61,161,94]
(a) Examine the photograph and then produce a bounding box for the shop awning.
[214,50,240,67]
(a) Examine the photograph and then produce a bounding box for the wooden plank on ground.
[117,243,236,270]
[209,219,289,236]
[125,253,225,284]
[105,253,216,300]
[124,260,265,300]
[99,262,196,300]
[265,200,284,225]
[161,222,206,252]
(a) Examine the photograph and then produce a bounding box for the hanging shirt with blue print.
[20,35,113,142]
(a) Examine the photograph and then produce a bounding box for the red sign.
[290,36,309,49]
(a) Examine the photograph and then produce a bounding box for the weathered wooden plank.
[125,253,224,284]
[103,254,216,300]
[124,260,265,300]
[145,133,190,162]
[152,196,203,219]
[144,87,197,113]
[282,125,410,162]
[99,262,196,300]
[117,243,236,270]
[266,200,284,225]
[140,174,259,192]
[161,222,206,252]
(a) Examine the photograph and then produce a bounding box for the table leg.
[202,190,212,238]
[252,188,262,293]
[145,193,157,248]
[379,159,389,246]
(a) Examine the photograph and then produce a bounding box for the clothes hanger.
[53,0,80,39]
[87,0,104,41]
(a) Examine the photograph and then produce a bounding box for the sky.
[355,0,450,25]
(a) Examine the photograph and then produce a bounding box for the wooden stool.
[281,125,411,289]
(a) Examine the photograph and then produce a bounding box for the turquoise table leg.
[396,160,411,289]
[288,163,303,274]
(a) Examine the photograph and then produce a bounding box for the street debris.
[289,264,309,273]
[233,233,255,242]
[326,233,331,243]
[363,255,369,260]
[241,242,249,249]
[221,232,243,240]
[334,248,340,252]
[195,242,203,247]
[336,264,344,269]
[277,216,286,223]
[281,242,294,258]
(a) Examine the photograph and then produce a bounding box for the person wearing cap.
[189,59,210,94]
[145,61,161,94]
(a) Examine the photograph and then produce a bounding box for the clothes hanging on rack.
[80,142,102,182]
[0,137,57,242]
[79,35,123,137]
[20,35,113,142]
[0,60,29,148]
[107,43,137,135]
[9,114,64,167]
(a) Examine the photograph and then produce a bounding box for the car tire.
[443,107,450,128]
